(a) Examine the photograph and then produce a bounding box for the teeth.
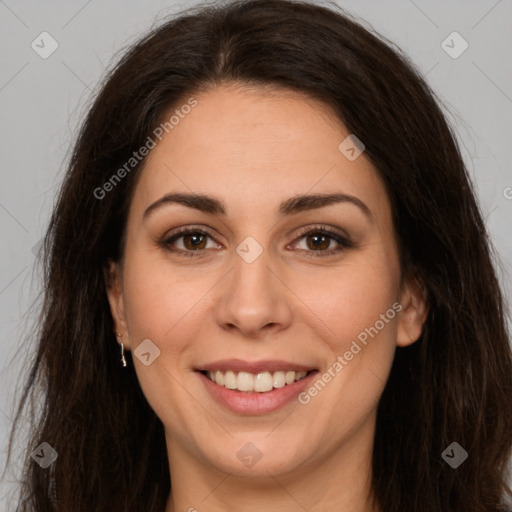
[273,371,286,388]
[224,370,237,389]
[237,371,254,391]
[215,371,224,386]
[203,369,309,392]
[254,372,273,392]
[285,371,295,385]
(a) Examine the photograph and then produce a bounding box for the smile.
[200,369,312,393]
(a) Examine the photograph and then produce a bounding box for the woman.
[7,0,512,510]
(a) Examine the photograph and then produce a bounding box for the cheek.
[292,246,400,412]
[119,255,207,429]
[294,251,399,343]
[122,251,211,344]
[296,258,399,431]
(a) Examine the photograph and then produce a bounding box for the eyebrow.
[142,192,373,222]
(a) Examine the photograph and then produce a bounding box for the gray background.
[1,0,511,507]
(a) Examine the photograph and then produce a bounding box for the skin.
[106,84,428,512]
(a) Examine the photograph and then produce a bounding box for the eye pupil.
[184,233,206,250]
[307,234,329,250]
[164,227,347,257]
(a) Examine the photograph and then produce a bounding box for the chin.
[196,434,314,477]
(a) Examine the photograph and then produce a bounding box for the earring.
[116,333,127,367]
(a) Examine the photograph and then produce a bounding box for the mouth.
[196,366,319,415]
[198,369,316,393]
[194,358,319,414]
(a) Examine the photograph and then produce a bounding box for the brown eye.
[160,228,222,257]
[182,233,208,250]
[291,226,354,258]
[305,233,331,251]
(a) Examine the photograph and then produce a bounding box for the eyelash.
[159,224,354,259]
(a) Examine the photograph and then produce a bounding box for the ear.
[396,275,429,347]
[104,259,130,350]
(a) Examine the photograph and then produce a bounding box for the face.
[106,84,427,482]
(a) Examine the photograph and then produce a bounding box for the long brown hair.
[6,0,512,510]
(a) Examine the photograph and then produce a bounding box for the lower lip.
[197,371,318,415]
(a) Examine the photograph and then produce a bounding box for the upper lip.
[196,358,317,374]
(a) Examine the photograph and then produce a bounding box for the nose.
[214,245,293,339]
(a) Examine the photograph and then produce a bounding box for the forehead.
[128,84,390,224]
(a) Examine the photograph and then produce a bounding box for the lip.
[196,367,319,415]
[196,358,316,374]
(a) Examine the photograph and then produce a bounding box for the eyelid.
[292,224,351,243]
[160,225,221,257]
[160,223,354,257]
[287,224,354,257]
